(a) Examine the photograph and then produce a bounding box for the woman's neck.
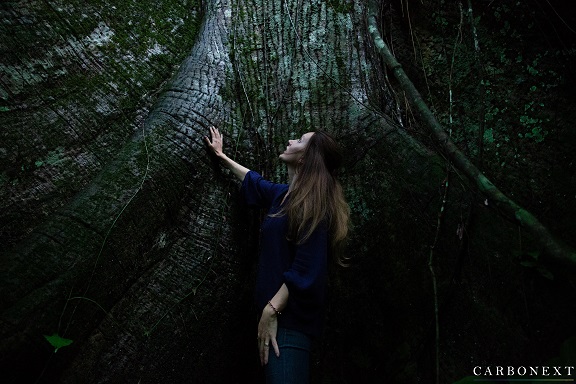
[287,164,297,187]
[279,165,297,206]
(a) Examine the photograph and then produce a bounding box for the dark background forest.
[1,0,575,383]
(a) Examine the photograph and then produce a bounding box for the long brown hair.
[277,130,350,263]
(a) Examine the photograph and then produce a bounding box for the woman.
[204,126,349,383]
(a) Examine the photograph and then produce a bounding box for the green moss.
[3,0,203,152]
[0,0,204,250]
[34,147,65,168]
[326,0,354,14]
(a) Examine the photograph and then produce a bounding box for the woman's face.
[279,132,314,164]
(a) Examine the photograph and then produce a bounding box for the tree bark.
[1,0,575,383]
[0,1,250,382]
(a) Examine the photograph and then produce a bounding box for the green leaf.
[44,333,73,352]
[483,128,494,144]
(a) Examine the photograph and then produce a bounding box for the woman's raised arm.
[204,126,249,181]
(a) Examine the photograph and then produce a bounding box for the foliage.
[43,333,73,353]
[383,0,576,382]
[423,7,564,154]
[407,0,576,237]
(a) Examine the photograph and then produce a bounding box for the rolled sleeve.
[283,222,328,307]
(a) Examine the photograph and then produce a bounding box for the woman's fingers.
[204,126,224,156]
[271,337,280,358]
[211,127,222,149]
[257,306,279,365]
[258,337,279,365]
[263,341,269,365]
[259,338,270,365]
[210,126,220,141]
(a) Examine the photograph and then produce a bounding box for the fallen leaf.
[44,333,73,353]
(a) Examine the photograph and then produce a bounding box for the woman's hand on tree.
[257,305,280,365]
[203,125,250,181]
[204,125,224,158]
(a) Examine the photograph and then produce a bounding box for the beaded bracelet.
[268,301,281,316]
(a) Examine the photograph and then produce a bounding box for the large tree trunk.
[1,1,249,382]
[2,0,575,383]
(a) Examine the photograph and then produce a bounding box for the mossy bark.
[1,0,575,383]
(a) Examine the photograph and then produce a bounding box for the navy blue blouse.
[241,171,328,338]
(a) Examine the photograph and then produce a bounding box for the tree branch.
[367,0,576,268]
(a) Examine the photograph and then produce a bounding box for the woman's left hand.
[257,304,280,365]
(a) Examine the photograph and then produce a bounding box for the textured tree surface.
[1,0,575,383]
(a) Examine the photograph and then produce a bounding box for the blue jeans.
[265,327,312,384]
